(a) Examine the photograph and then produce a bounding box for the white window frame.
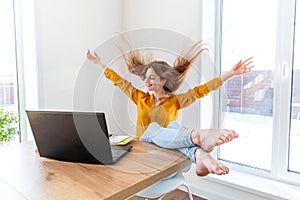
[214,0,300,186]
[14,0,39,142]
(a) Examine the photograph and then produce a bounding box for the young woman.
[87,42,253,176]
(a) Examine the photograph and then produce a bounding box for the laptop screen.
[26,110,114,164]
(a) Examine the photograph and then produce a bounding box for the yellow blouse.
[104,68,223,139]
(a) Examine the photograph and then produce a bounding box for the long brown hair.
[120,40,206,93]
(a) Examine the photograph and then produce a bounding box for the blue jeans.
[140,121,198,162]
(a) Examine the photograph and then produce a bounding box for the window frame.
[13,0,39,142]
[215,0,300,185]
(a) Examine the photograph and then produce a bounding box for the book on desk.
[109,134,135,145]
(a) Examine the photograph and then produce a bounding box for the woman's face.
[144,68,166,92]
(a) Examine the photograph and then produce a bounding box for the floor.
[129,189,206,200]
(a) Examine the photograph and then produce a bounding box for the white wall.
[34,0,122,110]
[122,0,202,39]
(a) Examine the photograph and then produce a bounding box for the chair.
[134,166,193,200]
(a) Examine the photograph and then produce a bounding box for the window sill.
[207,170,300,200]
[184,164,300,200]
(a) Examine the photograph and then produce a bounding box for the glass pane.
[0,0,19,143]
[289,0,300,173]
[219,0,277,170]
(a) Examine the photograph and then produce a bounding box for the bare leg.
[194,148,229,176]
[191,129,238,153]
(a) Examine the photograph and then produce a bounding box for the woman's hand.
[231,57,254,76]
[221,57,254,83]
[87,49,106,68]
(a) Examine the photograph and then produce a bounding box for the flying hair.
[114,35,207,93]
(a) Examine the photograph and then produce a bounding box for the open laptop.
[26,110,132,164]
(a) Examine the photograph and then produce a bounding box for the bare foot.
[191,129,238,153]
[194,148,229,176]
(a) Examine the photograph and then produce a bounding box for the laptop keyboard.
[111,145,132,160]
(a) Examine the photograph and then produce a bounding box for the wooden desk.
[0,141,191,200]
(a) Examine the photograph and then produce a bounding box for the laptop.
[26,110,133,164]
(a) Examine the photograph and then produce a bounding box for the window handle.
[282,63,287,77]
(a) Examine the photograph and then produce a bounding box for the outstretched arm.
[86,49,144,105]
[221,57,254,83]
[177,57,254,108]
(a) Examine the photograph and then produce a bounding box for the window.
[217,0,300,184]
[0,0,20,141]
[0,0,37,143]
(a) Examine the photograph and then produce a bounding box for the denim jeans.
[140,121,198,162]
